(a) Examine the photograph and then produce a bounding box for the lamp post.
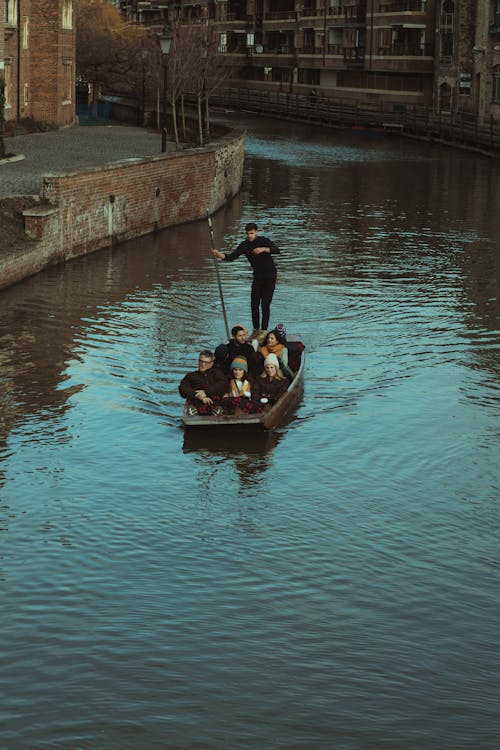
[158,30,173,152]
[139,49,147,127]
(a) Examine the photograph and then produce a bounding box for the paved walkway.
[0,124,175,197]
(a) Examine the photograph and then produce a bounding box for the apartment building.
[120,1,499,120]
[1,0,76,126]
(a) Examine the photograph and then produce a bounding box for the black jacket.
[227,341,263,377]
[255,375,288,404]
[179,366,228,399]
[223,235,279,281]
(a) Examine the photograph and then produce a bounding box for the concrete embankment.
[0,124,245,291]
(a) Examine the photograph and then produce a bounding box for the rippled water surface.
[1,117,499,749]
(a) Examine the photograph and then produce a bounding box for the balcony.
[227,12,249,22]
[344,47,365,65]
[293,44,344,56]
[490,13,500,35]
[327,5,344,16]
[266,10,298,21]
[344,10,367,26]
[378,43,432,56]
[379,1,426,10]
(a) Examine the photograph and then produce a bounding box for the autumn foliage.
[75,1,232,146]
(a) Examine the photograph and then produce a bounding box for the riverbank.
[213,88,500,159]
[0,124,245,291]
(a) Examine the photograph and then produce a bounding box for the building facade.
[119,0,499,121]
[435,0,500,122]
[1,0,76,126]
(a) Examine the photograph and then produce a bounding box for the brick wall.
[30,0,75,125]
[3,0,75,125]
[0,129,245,290]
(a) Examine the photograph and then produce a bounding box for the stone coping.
[0,153,26,165]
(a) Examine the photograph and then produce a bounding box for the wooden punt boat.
[182,336,305,429]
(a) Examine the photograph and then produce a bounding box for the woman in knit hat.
[255,353,288,405]
[222,355,261,414]
[226,356,252,398]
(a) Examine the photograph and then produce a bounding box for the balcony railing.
[266,10,297,21]
[294,45,344,55]
[261,46,293,54]
[379,0,426,11]
[344,46,365,62]
[327,5,344,15]
[490,13,500,33]
[226,12,248,22]
[378,44,432,56]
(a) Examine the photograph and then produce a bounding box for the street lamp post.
[158,30,173,153]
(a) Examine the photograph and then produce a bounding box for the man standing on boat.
[211,223,280,340]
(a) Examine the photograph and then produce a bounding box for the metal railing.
[379,0,426,11]
[212,87,500,155]
[378,44,433,57]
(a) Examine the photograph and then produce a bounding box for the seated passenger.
[216,324,263,377]
[258,329,294,380]
[226,356,252,398]
[255,353,288,405]
[222,356,261,414]
[179,350,228,415]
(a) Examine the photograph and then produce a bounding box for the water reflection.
[0,114,499,750]
[183,427,281,489]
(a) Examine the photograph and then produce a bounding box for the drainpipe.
[17,0,22,120]
[369,0,374,69]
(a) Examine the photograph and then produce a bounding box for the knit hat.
[264,353,279,370]
[231,355,248,373]
[274,322,286,339]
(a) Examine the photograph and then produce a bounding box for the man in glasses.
[179,350,228,415]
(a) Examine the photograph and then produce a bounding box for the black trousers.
[251,276,276,330]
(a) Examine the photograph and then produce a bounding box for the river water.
[1,116,499,749]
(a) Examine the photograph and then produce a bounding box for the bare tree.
[175,23,232,145]
[203,30,233,141]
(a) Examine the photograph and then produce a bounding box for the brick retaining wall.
[0,129,245,291]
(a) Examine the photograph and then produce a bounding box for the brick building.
[435,0,500,122]
[118,0,499,121]
[1,0,76,126]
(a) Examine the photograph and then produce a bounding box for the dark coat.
[227,340,264,377]
[179,366,228,399]
[223,235,279,281]
[255,375,288,404]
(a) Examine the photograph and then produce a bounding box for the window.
[493,66,500,103]
[4,0,18,25]
[23,16,29,49]
[4,63,12,108]
[218,33,227,53]
[440,1,454,62]
[459,72,471,96]
[63,60,73,103]
[23,82,29,107]
[62,0,73,29]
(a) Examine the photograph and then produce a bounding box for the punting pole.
[206,209,230,342]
